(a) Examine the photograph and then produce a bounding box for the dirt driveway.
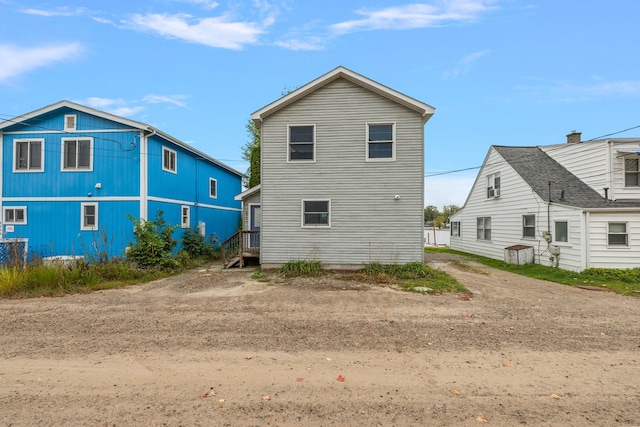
[1,253,639,426]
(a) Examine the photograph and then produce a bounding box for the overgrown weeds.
[278,260,324,277]
[356,262,467,293]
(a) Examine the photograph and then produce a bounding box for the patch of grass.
[0,261,173,298]
[357,262,467,293]
[278,260,324,277]
[425,247,640,296]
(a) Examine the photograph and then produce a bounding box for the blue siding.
[3,131,140,197]
[1,102,242,261]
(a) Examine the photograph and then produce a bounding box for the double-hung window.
[555,221,568,243]
[624,158,639,187]
[62,138,92,171]
[209,178,217,198]
[288,125,315,161]
[487,172,500,198]
[477,217,491,240]
[81,203,98,230]
[367,123,395,160]
[64,114,77,132]
[608,222,628,246]
[163,147,177,173]
[451,221,461,237]
[302,200,330,227]
[4,207,26,225]
[522,215,536,238]
[14,139,44,172]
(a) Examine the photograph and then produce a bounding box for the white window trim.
[209,177,217,199]
[13,138,44,173]
[287,124,316,163]
[366,122,396,162]
[81,203,98,231]
[522,214,536,239]
[301,199,331,228]
[64,114,77,132]
[487,172,501,199]
[607,222,628,247]
[3,206,27,225]
[554,220,570,244]
[162,146,177,173]
[61,137,94,172]
[181,205,190,228]
[476,216,491,241]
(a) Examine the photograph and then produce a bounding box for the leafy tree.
[441,205,461,225]
[242,119,261,188]
[424,205,439,223]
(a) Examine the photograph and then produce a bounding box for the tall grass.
[278,260,324,277]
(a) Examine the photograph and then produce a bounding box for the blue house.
[0,100,242,261]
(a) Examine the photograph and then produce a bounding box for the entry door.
[249,205,260,247]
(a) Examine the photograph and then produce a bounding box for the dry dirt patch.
[1,256,639,426]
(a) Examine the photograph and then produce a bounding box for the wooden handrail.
[221,230,260,268]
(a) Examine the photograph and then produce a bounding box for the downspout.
[584,211,590,270]
[606,140,614,200]
[140,128,156,221]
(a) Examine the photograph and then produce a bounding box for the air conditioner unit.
[494,188,501,198]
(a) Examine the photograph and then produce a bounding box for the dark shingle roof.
[493,145,640,209]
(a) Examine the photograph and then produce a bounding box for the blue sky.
[1,0,639,209]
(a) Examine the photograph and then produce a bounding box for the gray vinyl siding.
[450,148,586,271]
[260,78,424,266]
[241,192,260,230]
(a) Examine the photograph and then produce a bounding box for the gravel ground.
[1,252,639,426]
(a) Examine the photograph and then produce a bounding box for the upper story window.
[476,217,491,241]
[555,221,568,243]
[163,146,177,173]
[522,214,535,238]
[288,125,315,161]
[81,203,98,230]
[367,123,395,160]
[62,138,92,171]
[487,172,501,198]
[209,178,217,198]
[302,200,330,227]
[624,158,639,187]
[608,222,628,246]
[64,114,77,132]
[14,139,44,172]
[451,221,461,237]
[4,207,26,225]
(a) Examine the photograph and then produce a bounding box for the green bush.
[126,211,179,270]
[181,227,215,259]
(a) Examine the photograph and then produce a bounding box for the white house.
[450,132,640,272]
[235,66,435,268]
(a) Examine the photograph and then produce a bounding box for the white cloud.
[330,0,498,34]
[424,174,476,208]
[128,12,265,49]
[142,94,188,108]
[76,95,188,118]
[174,0,220,10]
[20,7,87,17]
[520,78,640,102]
[275,37,324,51]
[443,49,490,79]
[0,43,83,83]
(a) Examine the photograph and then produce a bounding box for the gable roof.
[0,100,244,177]
[234,184,261,201]
[493,145,640,209]
[251,66,435,124]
